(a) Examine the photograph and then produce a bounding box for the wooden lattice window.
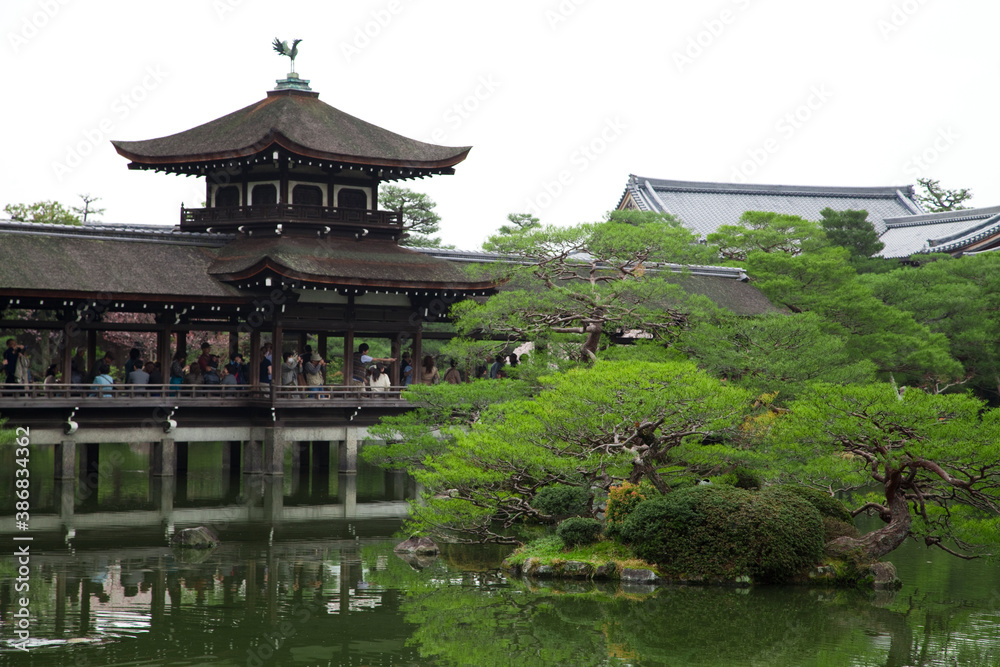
[338,188,367,209]
[293,184,324,207]
[251,184,277,205]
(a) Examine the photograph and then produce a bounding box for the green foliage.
[556,517,603,547]
[818,208,884,260]
[396,360,753,542]
[469,215,719,360]
[915,177,973,212]
[4,200,81,225]
[767,383,1000,560]
[823,516,861,542]
[747,246,963,386]
[496,212,541,236]
[776,485,853,523]
[531,484,591,519]
[707,211,826,262]
[379,185,447,247]
[683,311,876,402]
[605,481,659,531]
[619,486,825,583]
[730,467,762,490]
[858,252,1000,399]
[363,379,536,470]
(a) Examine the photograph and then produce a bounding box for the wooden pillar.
[249,329,261,385]
[412,327,423,384]
[279,157,289,205]
[158,326,172,366]
[229,330,239,359]
[343,329,354,387]
[273,324,284,361]
[318,334,327,360]
[297,331,307,354]
[390,337,401,386]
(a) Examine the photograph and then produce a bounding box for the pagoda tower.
[109,66,495,384]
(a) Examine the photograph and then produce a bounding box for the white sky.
[2,0,997,250]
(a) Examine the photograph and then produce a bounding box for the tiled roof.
[619,176,924,238]
[878,206,1000,258]
[209,235,496,291]
[0,226,243,300]
[413,249,780,316]
[113,88,470,172]
[0,220,234,247]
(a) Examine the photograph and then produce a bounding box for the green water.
[0,445,998,666]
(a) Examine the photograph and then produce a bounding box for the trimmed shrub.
[556,517,603,547]
[605,481,659,536]
[822,516,861,542]
[777,485,853,524]
[619,485,824,583]
[532,484,591,519]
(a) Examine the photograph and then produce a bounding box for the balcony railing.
[0,383,409,408]
[180,204,402,232]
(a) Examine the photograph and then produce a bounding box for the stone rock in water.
[394,536,440,555]
[171,526,220,549]
[620,568,660,584]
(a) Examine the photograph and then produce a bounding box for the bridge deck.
[0,382,411,410]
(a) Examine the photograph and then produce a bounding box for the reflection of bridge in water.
[0,524,425,660]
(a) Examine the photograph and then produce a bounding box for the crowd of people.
[2,337,523,397]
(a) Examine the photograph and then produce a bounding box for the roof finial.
[272,37,303,76]
[271,37,312,92]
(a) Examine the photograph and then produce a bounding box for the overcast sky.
[3,0,997,249]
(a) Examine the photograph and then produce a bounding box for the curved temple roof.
[112,88,470,171]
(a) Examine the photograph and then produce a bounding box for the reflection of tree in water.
[393,578,1000,667]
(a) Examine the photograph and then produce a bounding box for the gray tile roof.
[618,175,925,238]
[878,206,1000,258]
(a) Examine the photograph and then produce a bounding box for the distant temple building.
[618,175,1000,258]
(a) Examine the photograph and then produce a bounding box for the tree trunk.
[581,323,602,362]
[827,484,911,561]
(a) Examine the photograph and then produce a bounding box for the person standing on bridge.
[352,343,394,388]
[3,338,24,385]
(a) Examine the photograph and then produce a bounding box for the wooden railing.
[180,204,402,231]
[0,383,409,407]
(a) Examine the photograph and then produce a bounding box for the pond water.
[0,444,998,666]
